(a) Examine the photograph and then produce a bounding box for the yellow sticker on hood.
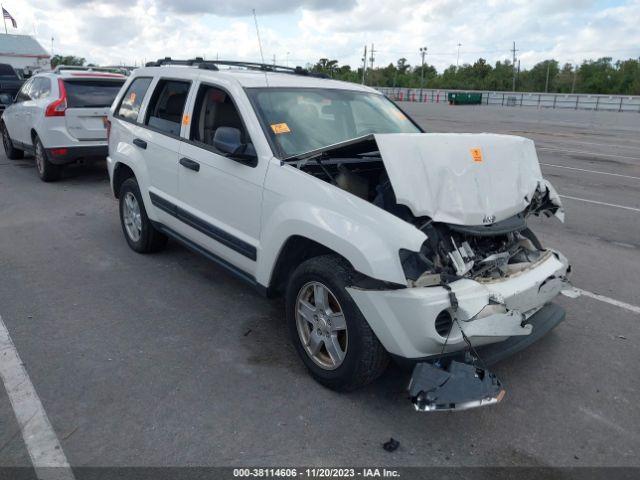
[271,123,291,134]
[470,148,483,163]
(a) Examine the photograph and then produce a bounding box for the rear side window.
[64,79,125,108]
[115,77,152,121]
[145,79,190,137]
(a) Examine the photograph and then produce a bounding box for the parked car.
[0,63,24,112]
[1,66,126,181]
[106,59,571,403]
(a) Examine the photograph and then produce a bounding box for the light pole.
[285,51,290,67]
[456,42,462,68]
[419,46,427,102]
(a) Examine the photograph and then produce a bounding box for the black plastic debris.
[408,360,505,412]
[382,438,400,452]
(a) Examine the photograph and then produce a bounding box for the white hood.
[374,133,560,226]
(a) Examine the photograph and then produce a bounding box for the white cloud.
[5,0,640,70]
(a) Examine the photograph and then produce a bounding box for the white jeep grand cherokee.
[107,59,571,396]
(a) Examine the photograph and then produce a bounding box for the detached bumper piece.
[408,361,505,412]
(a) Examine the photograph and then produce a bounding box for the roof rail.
[144,57,328,78]
[53,65,126,74]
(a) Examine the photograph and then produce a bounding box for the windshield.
[247,88,421,158]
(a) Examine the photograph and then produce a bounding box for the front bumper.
[347,250,570,359]
[47,145,108,165]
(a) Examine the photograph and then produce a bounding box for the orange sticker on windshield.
[182,114,190,125]
[470,148,483,163]
[271,123,291,134]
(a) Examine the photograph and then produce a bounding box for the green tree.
[50,55,86,68]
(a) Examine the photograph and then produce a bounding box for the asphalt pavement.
[0,103,639,469]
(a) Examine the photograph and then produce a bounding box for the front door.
[176,83,266,276]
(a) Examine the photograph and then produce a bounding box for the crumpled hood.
[374,133,562,226]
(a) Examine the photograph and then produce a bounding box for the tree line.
[311,57,640,95]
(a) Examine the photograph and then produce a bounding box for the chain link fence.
[376,87,640,113]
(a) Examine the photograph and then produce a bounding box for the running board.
[408,361,505,412]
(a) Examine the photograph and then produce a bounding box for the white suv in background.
[1,67,126,181]
[107,59,571,407]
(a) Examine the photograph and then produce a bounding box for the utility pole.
[51,37,54,57]
[369,43,376,71]
[511,41,518,91]
[361,45,367,85]
[544,61,550,93]
[456,42,462,68]
[285,51,290,67]
[272,54,276,66]
[419,46,427,102]
[571,63,577,94]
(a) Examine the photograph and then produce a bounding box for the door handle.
[133,138,147,149]
[179,157,200,172]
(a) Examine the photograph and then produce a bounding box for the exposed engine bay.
[289,134,564,285]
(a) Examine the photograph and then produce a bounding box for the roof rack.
[144,57,328,78]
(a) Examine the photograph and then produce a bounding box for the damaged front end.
[290,132,572,410]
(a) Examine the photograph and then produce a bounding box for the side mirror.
[213,127,257,165]
[0,94,13,106]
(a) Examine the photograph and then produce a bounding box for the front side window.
[145,79,190,136]
[247,88,421,158]
[190,85,251,149]
[115,77,152,121]
[64,79,124,108]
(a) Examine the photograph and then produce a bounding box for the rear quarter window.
[64,79,125,108]
[115,77,152,121]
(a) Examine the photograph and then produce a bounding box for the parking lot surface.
[1,103,639,468]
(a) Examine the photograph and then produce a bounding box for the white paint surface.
[0,315,75,480]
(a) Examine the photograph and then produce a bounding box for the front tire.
[34,136,61,182]
[1,123,24,160]
[119,177,168,253]
[286,254,390,391]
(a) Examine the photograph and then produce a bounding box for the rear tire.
[1,123,24,160]
[34,136,61,182]
[119,177,168,253]
[286,254,390,391]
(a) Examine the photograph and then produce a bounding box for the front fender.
[256,162,427,286]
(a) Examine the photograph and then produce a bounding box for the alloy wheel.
[35,142,45,174]
[122,192,142,242]
[295,281,348,370]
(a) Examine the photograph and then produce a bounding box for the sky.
[4,0,640,71]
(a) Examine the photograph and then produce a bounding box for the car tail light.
[49,148,68,156]
[45,79,67,117]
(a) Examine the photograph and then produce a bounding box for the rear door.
[138,78,191,223]
[63,76,125,141]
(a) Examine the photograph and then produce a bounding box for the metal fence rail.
[376,87,640,113]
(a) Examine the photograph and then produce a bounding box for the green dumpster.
[448,92,482,105]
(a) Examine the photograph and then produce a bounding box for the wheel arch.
[265,235,405,298]
[112,162,136,199]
